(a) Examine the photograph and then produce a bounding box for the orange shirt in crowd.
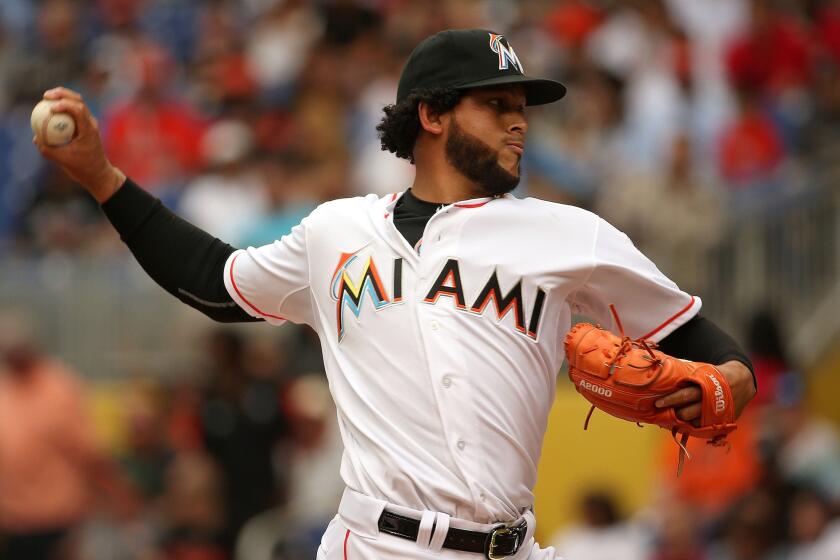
[0,360,101,532]
[658,408,763,516]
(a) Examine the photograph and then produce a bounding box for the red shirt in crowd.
[104,98,206,192]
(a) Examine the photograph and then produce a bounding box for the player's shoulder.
[500,196,601,228]
[302,193,385,223]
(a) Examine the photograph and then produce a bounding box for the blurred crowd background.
[0,0,838,559]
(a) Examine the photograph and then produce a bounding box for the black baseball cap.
[396,29,566,106]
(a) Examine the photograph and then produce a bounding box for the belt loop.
[338,488,387,539]
[417,510,436,549]
[429,512,450,553]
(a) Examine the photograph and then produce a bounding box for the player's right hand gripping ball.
[31,99,76,146]
[564,307,737,474]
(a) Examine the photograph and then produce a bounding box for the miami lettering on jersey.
[331,249,545,342]
[488,33,524,73]
[423,258,546,340]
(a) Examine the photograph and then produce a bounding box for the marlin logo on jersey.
[331,249,403,341]
[488,33,524,73]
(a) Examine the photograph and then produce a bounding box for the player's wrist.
[717,360,756,417]
[88,164,126,204]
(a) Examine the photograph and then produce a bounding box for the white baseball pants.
[317,488,562,559]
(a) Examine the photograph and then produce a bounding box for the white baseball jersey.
[223,192,700,525]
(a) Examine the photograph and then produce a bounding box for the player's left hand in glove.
[564,305,737,475]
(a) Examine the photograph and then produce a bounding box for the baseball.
[31,99,76,146]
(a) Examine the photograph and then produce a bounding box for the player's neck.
[411,160,484,204]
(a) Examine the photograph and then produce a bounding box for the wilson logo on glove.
[564,304,737,476]
[707,373,727,414]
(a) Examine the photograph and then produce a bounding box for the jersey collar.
[379,191,506,219]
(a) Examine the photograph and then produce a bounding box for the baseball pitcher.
[35,29,756,560]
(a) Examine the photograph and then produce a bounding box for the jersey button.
[457,440,466,450]
[442,376,452,388]
[430,320,440,331]
[480,493,487,502]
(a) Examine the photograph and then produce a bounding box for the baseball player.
[36,29,756,560]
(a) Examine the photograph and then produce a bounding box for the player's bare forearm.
[33,87,126,203]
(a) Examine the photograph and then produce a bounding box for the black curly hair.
[376,88,463,164]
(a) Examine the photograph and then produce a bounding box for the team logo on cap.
[489,33,524,73]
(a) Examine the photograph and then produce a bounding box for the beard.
[444,117,520,197]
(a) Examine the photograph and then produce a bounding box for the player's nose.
[508,117,527,137]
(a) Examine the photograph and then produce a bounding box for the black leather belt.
[378,510,527,559]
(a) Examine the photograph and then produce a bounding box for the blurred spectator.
[235,373,342,560]
[138,0,201,65]
[745,308,793,406]
[785,486,840,559]
[0,312,138,559]
[4,0,86,106]
[281,325,325,378]
[596,131,725,295]
[188,3,257,112]
[805,21,840,175]
[816,0,840,68]
[707,489,788,560]
[769,372,840,503]
[281,373,343,554]
[166,381,205,453]
[235,155,317,248]
[178,119,268,243]
[550,490,651,560]
[78,380,173,560]
[320,0,382,47]
[650,502,708,560]
[197,330,291,552]
[14,166,112,255]
[718,88,785,188]
[348,38,415,197]
[546,0,604,51]
[525,64,629,205]
[244,0,323,105]
[725,0,812,98]
[116,379,175,503]
[656,412,763,520]
[103,41,206,197]
[94,0,145,30]
[159,450,227,560]
[586,0,689,170]
[725,0,814,152]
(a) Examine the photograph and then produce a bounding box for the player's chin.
[499,155,521,177]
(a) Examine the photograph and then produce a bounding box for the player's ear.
[418,101,444,136]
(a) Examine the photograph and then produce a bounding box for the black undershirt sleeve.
[101,178,259,323]
[659,314,756,389]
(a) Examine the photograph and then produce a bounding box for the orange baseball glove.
[564,306,737,474]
